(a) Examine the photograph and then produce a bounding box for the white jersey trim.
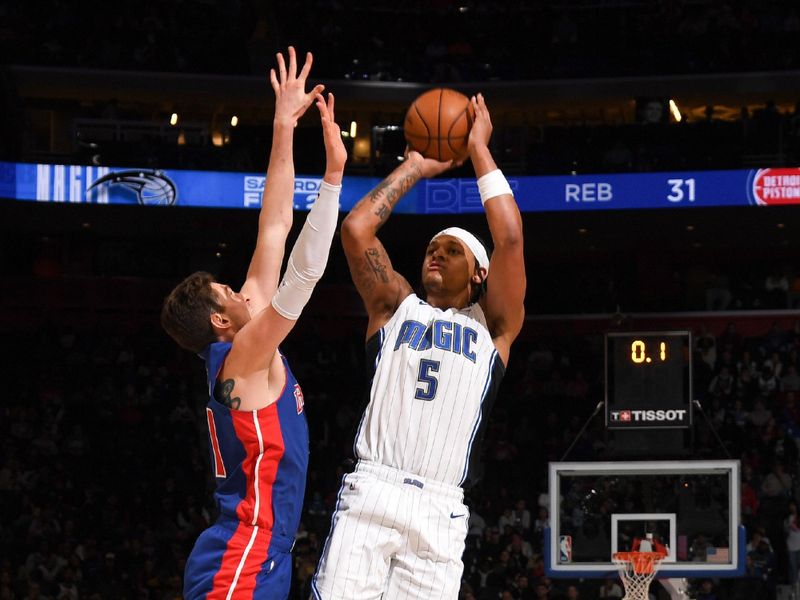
[352,327,386,458]
[459,349,499,486]
[251,410,265,526]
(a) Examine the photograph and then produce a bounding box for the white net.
[612,552,665,600]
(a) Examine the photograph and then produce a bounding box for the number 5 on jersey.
[415,359,440,401]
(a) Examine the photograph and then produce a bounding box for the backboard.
[545,460,744,578]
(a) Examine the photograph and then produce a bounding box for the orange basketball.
[404,88,475,162]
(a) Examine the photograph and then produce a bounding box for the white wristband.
[477,169,513,205]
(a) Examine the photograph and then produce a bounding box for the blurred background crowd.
[3,1,800,175]
[1,312,799,599]
[2,0,800,599]
[3,0,800,81]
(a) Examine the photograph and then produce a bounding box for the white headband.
[431,227,490,275]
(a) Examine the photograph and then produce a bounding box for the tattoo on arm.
[217,379,242,410]
[365,248,389,283]
[396,164,421,196]
[374,203,390,223]
[346,164,421,299]
[361,163,421,220]
[366,179,392,205]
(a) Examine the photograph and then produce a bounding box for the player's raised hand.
[315,92,347,184]
[404,148,459,179]
[467,93,493,151]
[270,47,324,127]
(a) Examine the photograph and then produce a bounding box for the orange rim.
[613,551,667,575]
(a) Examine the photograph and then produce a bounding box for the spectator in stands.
[761,462,793,522]
[468,506,487,542]
[748,400,773,429]
[741,469,760,525]
[507,532,534,565]
[696,578,718,600]
[765,352,785,379]
[746,529,774,555]
[719,322,744,355]
[499,507,516,532]
[690,533,711,561]
[785,501,800,585]
[534,578,552,600]
[706,272,732,311]
[748,537,777,597]
[708,366,734,400]
[598,577,623,598]
[732,399,750,427]
[511,499,532,533]
[563,584,580,600]
[759,365,780,397]
[765,322,788,355]
[769,424,799,473]
[782,365,800,392]
[533,506,549,536]
[695,326,717,371]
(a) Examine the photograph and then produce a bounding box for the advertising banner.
[1,161,798,213]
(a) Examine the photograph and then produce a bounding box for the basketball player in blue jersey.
[160,48,347,600]
[312,94,525,599]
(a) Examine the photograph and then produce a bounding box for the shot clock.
[605,331,692,430]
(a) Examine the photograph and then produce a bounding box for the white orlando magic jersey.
[354,293,505,488]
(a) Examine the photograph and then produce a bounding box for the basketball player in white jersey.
[312,94,525,599]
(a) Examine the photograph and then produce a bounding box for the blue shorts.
[184,518,294,600]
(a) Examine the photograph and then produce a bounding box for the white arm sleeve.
[271,181,341,320]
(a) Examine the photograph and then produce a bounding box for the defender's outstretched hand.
[468,93,492,151]
[270,47,324,126]
[315,92,347,184]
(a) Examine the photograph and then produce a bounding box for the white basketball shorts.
[311,460,469,600]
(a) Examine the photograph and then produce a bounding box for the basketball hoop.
[612,551,666,600]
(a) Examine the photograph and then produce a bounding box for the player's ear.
[472,266,487,285]
[210,311,231,331]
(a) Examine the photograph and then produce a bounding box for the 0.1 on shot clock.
[629,339,667,364]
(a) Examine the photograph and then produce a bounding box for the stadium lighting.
[669,100,682,122]
[230,115,239,127]
[170,112,179,126]
[350,121,357,138]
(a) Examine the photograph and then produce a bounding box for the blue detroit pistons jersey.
[188,341,309,599]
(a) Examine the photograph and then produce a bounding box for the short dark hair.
[160,271,221,353]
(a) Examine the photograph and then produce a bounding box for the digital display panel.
[605,331,692,429]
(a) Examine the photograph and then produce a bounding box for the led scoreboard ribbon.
[2,161,799,213]
[605,331,693,429]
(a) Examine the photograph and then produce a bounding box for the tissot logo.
[610,409,688,423]
[87,169,177,205]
